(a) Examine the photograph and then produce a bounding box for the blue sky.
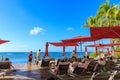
[0,0,119,52]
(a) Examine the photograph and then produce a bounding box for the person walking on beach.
[28,51,33,64]
[36,49,41,65]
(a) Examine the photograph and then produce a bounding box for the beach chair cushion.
[57,62,69,75]
[0,61,11,69]
[56,58,68,66]
[114,72,120,79]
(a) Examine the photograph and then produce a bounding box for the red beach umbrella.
[0,40,10,44]
[90,26,120,39]
[49,42,78,57]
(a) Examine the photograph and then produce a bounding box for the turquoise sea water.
[0,52,90,64]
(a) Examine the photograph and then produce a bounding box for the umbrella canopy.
[62,36,99,42]
[86,42,120,47]
[90,26,120,39]
[62,36,99,52]
[49,42,78,46]
[44,42,78,57]
[0,40,10,44]
[47,42,78,57]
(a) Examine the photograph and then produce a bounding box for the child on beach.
[34,57,37,65]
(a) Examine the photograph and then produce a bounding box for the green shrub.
[89,52,96,58]
[89,50,103,58]
[115,53,120,58]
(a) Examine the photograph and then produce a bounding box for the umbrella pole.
[79,42,82,52]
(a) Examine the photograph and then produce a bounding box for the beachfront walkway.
[0,64,91,80]
[0,64,55,80]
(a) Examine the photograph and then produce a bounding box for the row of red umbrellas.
[44,26,120,57]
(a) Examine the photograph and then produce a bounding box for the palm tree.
[83,16,97,27]
[96,0,118,26]
[114,9,120,26]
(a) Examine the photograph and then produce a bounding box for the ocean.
[0,52,90,64]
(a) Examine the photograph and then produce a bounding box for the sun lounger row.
[49,59,120,80]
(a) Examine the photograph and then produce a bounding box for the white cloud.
[67,27,73,31]
[30,27,44,35]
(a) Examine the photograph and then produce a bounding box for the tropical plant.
[83,0,119,27]
[89,52,96,58]
[115,45,120,58]
[96,0,118,26]
[114,9,120,26]
[83,0,120,57]
[89,50,103,58]
[83,16,96,27]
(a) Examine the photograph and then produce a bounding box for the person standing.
[1,55,4,61]
[71,50,77,59]
[28,51,33,64]
[36,49,41,64]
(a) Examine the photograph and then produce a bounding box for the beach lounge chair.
[56,58,68,66]
[68,58,76,63]
[0,71,5,79]
[90,61,117,80]
[49,58,55,69]
[73,60,97,75]
[56,62,70,75]
[0,61,11,70]
[73,65,84,75]
[76,58,82,62]
[49,62,75,80]
[92,72,111,80]
[41,58,51,68]
[0,61,12,79]
[105,61,116,71]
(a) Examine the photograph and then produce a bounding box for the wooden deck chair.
[68,58,76,63]
[76,58,82,62]
[49,62,75,80]
[56,58,68,66]
[0,62,11,70]
[113,71,120,80]
[86,60,97,73]
[41,58,50,68]
[105,61,116,71]
[92,72,113,80]
[73,60,97,76]
[0,61,11,79]
[49,58,56,69]
[73,66,84,75]
[57,62,70,75]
